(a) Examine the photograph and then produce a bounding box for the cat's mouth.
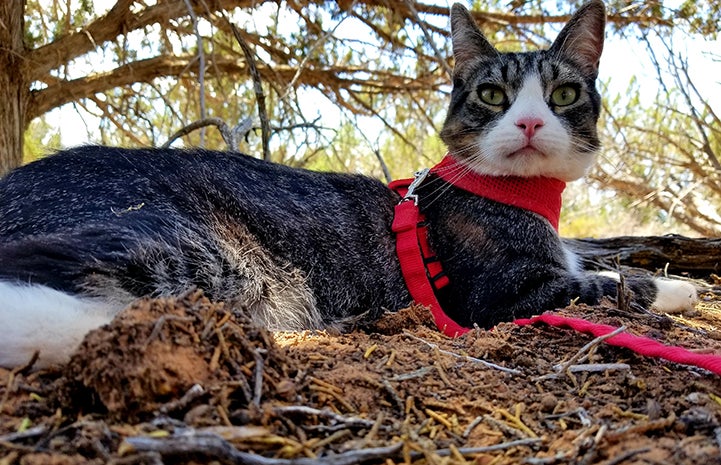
[507,146,546,158]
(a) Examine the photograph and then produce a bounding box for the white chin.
[478,151,592,181]
[507,147,545,158]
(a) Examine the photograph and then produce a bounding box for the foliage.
[591,35,721,236]
[23,117,61,164]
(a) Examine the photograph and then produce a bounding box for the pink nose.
[516,117,544,138]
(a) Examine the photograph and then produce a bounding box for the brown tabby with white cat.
[0,0,696,368]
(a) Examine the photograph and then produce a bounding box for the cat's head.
[440,1,605,182]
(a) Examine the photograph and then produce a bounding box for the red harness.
[390,155,721,376]
[389,154,566,336]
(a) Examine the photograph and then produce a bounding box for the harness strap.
[390,172,468,337]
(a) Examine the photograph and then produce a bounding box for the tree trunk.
[564,235,721,277]
[0,1,27,176]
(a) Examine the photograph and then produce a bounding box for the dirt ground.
[2,283,721,465]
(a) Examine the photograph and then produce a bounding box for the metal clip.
[402,168,430,205]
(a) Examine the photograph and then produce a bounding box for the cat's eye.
[551,85,578,106]
[478,85,507,106]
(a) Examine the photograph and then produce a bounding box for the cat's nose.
[515,117,544,139]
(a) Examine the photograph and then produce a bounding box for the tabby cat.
[0,0,696,368]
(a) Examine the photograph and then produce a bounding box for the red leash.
[515,314,721,376]
[389,154,721,375]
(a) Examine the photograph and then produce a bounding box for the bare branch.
[24,0,250,82]
[29,55,198,120]
[374,150,392,184]
[230,23,274,161]
[163,116,252,150]
[347,91,420,153]
[280,1,357,101]
[87,95,147,146]
[182,0,208,145]
[404,0,452,79]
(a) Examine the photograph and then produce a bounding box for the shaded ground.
[2,286,721,465]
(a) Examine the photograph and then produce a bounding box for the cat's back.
[1,145,305,198]
[0,146,245,208]
[0,146,247,237]
[0,146,397,239]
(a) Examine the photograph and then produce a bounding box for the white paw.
[652,279,698,313]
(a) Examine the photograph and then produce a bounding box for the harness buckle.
[401,168,430,205]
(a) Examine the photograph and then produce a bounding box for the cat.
[0,0,697,368]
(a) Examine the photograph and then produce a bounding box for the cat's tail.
[0,234,133,368]
[0,281,119,368]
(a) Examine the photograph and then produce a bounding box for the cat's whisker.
[569,139,601,154]
[419,153,486,208]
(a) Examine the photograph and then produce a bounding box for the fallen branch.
[564,235,721,276]
[123,432,403,465]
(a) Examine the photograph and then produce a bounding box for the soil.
[2,286,721,465]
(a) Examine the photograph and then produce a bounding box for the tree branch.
[28,55,198,119]
[162,116,252,150]
[230,22,271,161]
[24,0,674,86]
[182,0,208,145]
[404,0,452,78]
[23,0,250,82]
[87,95,147,145]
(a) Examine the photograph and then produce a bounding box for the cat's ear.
[548,0,606,77]
[449,3,497,73]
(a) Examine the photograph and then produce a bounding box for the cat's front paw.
[652,279,698,313]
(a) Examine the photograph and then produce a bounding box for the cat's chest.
[424,197,565,266]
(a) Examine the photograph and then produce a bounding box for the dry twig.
[603,447,651,465]
[435,437,543,456]
[534,363,631,381]
[252,348,265,407]
[403,331,522,375]
[555,326,627,373]
[124,432,403,465]
[381,379,405,414]
[162,117,253,150]
[0,351,39,413]
[159,383,205,415]
[229,22,271,161]
[272,406,377,431]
